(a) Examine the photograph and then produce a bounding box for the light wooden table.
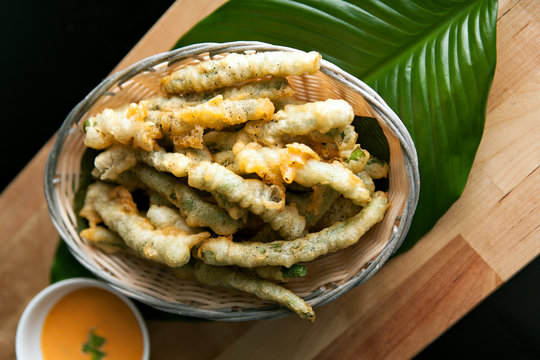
[1,0,538,359]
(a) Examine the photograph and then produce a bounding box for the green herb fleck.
[83,120,91,132]
[340,131,346,140]
[282,264,307,278]
[349,148,365,161]
[82,328,106,360]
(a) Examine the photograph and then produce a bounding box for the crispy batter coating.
[173,262,314,321]
[188,161,286,212]
[84,103,162,151]
[355,171,376,194]
[92,145,138,180]
[198,192,388,268]
[134,165,243,235]
[245,99,354,146]
[80,225,128,254]
[158,96,274,131]
[313,196,363,232]
[204,131,238,152]
[230,142,371,205]
[161,51,321,94]
[138,149,193,178]
[80,182,210,267]
[148,78,293,115]
[92,145,193,181]
[187,161,306,239]
[287,186,341,228]
[154,96,274,149]
[146,204,203,234]
[364,157,390,179]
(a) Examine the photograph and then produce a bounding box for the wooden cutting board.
[0,0,538,359]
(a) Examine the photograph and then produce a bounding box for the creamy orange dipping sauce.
[41,287,144,360]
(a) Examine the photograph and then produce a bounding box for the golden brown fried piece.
[187,161,306,239]
[161,51,321,94]
[245,99,354,146]
[84,103,163,151]
[134,165,243,236]
[173,262,315,321]
[149,77,294,110]
[155,96,274,149]
[80,182,210,267]
[198,192,388,268]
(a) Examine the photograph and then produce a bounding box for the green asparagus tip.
[282,264,307,278]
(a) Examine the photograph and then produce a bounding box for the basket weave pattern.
[45,42,419,321]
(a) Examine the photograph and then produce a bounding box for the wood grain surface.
[1,0,538,359]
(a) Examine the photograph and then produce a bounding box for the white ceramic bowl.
[16,278,150,360]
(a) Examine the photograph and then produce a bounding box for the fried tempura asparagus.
[364,156,390,179]
[152,96,274,149]
[80,182,210,267]
[161,51,321,94]
[146,204,203,234]
[134,165,242,235]
[355,171,376,194]
[245,99,354,145]
[313,196,363,231]
[157,96,274,131]
[173,262,315,321]
[149,77,294,110]
[287,186,341,228]
[229,142,372,205]
[204,131,237,151]
[92,145,193,181]
[84,103,162,151]
[198,192,388,268]
[187,161,306,239]
[80,225,128,254]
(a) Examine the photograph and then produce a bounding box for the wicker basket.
[44,41,419,321]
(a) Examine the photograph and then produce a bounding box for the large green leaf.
[174,0,498,252]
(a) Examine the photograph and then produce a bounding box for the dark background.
[1,1,538,358]
[1,0,175,191]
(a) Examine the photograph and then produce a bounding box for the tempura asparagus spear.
[188,161,306,239]
[364,156,390,179]
[198,192,388,268]
[226,142,372,205]
[92,145,192,181]
[134,165,242,235]
[161,51,321,94]
[80,182,210,267]
[84,103,162,151]
[156,96,274,131]
[146,204,203,234]
[287,186,341,228]
[149,77,294,110]
[173,262,315,321]
[245,99,354,145]
[80,225,129,254]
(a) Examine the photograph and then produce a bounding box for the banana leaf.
[174,0,498,252]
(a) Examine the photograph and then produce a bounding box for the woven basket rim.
[44,41,420,321]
